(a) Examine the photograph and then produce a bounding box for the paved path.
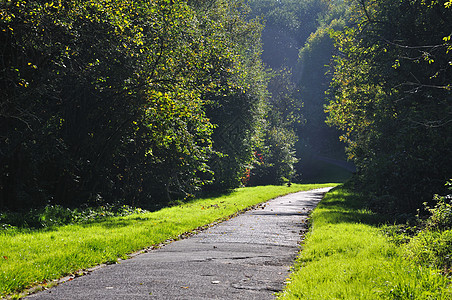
[27,187,332,300]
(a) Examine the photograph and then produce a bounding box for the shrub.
[403,180,452,272]
[423,194,452,231]
[404,229,452,272]
[0,204,148,230]
[40,205,74,227]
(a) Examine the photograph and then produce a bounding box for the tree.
[249,69,300,185]
[326,0,452,210]
[295,3,352,181]
[0,0,268,210]
[201,0,268,191]
[248,0,328,69]
[248,0,353,183]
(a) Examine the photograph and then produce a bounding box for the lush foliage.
[0,184,337,297]
[295,1,353,180]
[400,180,452,273]
[326,0,452,210]
[245,0,332,186]
[279,186,452,299]
[248,69,300,185]
[0,0,276,210]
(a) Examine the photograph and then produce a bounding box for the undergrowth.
[403,181,452,275]
[0,204,147,231]
[383,180,452,275]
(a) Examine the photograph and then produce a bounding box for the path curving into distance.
[27,187,333,300]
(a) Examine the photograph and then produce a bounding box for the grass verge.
[0,183,335,297]
[278,186,452,300]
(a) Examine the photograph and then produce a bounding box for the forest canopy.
[248,0,451,211]
[1,0,450,214]
[326,0,451,210]
[0,0,289,210]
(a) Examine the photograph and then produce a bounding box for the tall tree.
[201,0,268,191]
[0,0,268,210]
[295,1,353,182]
[248,69,300,185]
[248,0,328,69]
[326,0,452,210]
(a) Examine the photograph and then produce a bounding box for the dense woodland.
[250,0,451,212]
[327,0,451,211]
[1,0,451,214]
[1,0,300,211]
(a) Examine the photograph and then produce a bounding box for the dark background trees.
[248,0,353,183]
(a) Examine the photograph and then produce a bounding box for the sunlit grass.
[0,183,336,297]
[279,187,452,299]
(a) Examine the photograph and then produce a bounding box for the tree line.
[248,0,451,212]
[0,0,299,211]
[2,0,449,213]
[326,0,451,211]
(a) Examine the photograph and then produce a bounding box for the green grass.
[0,183,336,297]
[278,186,452,300]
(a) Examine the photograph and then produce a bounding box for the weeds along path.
[27,188,333,300]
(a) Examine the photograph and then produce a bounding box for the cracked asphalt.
[27,187,332,300]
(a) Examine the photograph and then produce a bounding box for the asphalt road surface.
[27,187,333,300]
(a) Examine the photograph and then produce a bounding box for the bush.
[422,194,452,231]
[40,205,74,227]
[403,180,452,272]
[0,209,42,229]
[380,180,452,273]
[0,204,148,230]
[404,229,452,272]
